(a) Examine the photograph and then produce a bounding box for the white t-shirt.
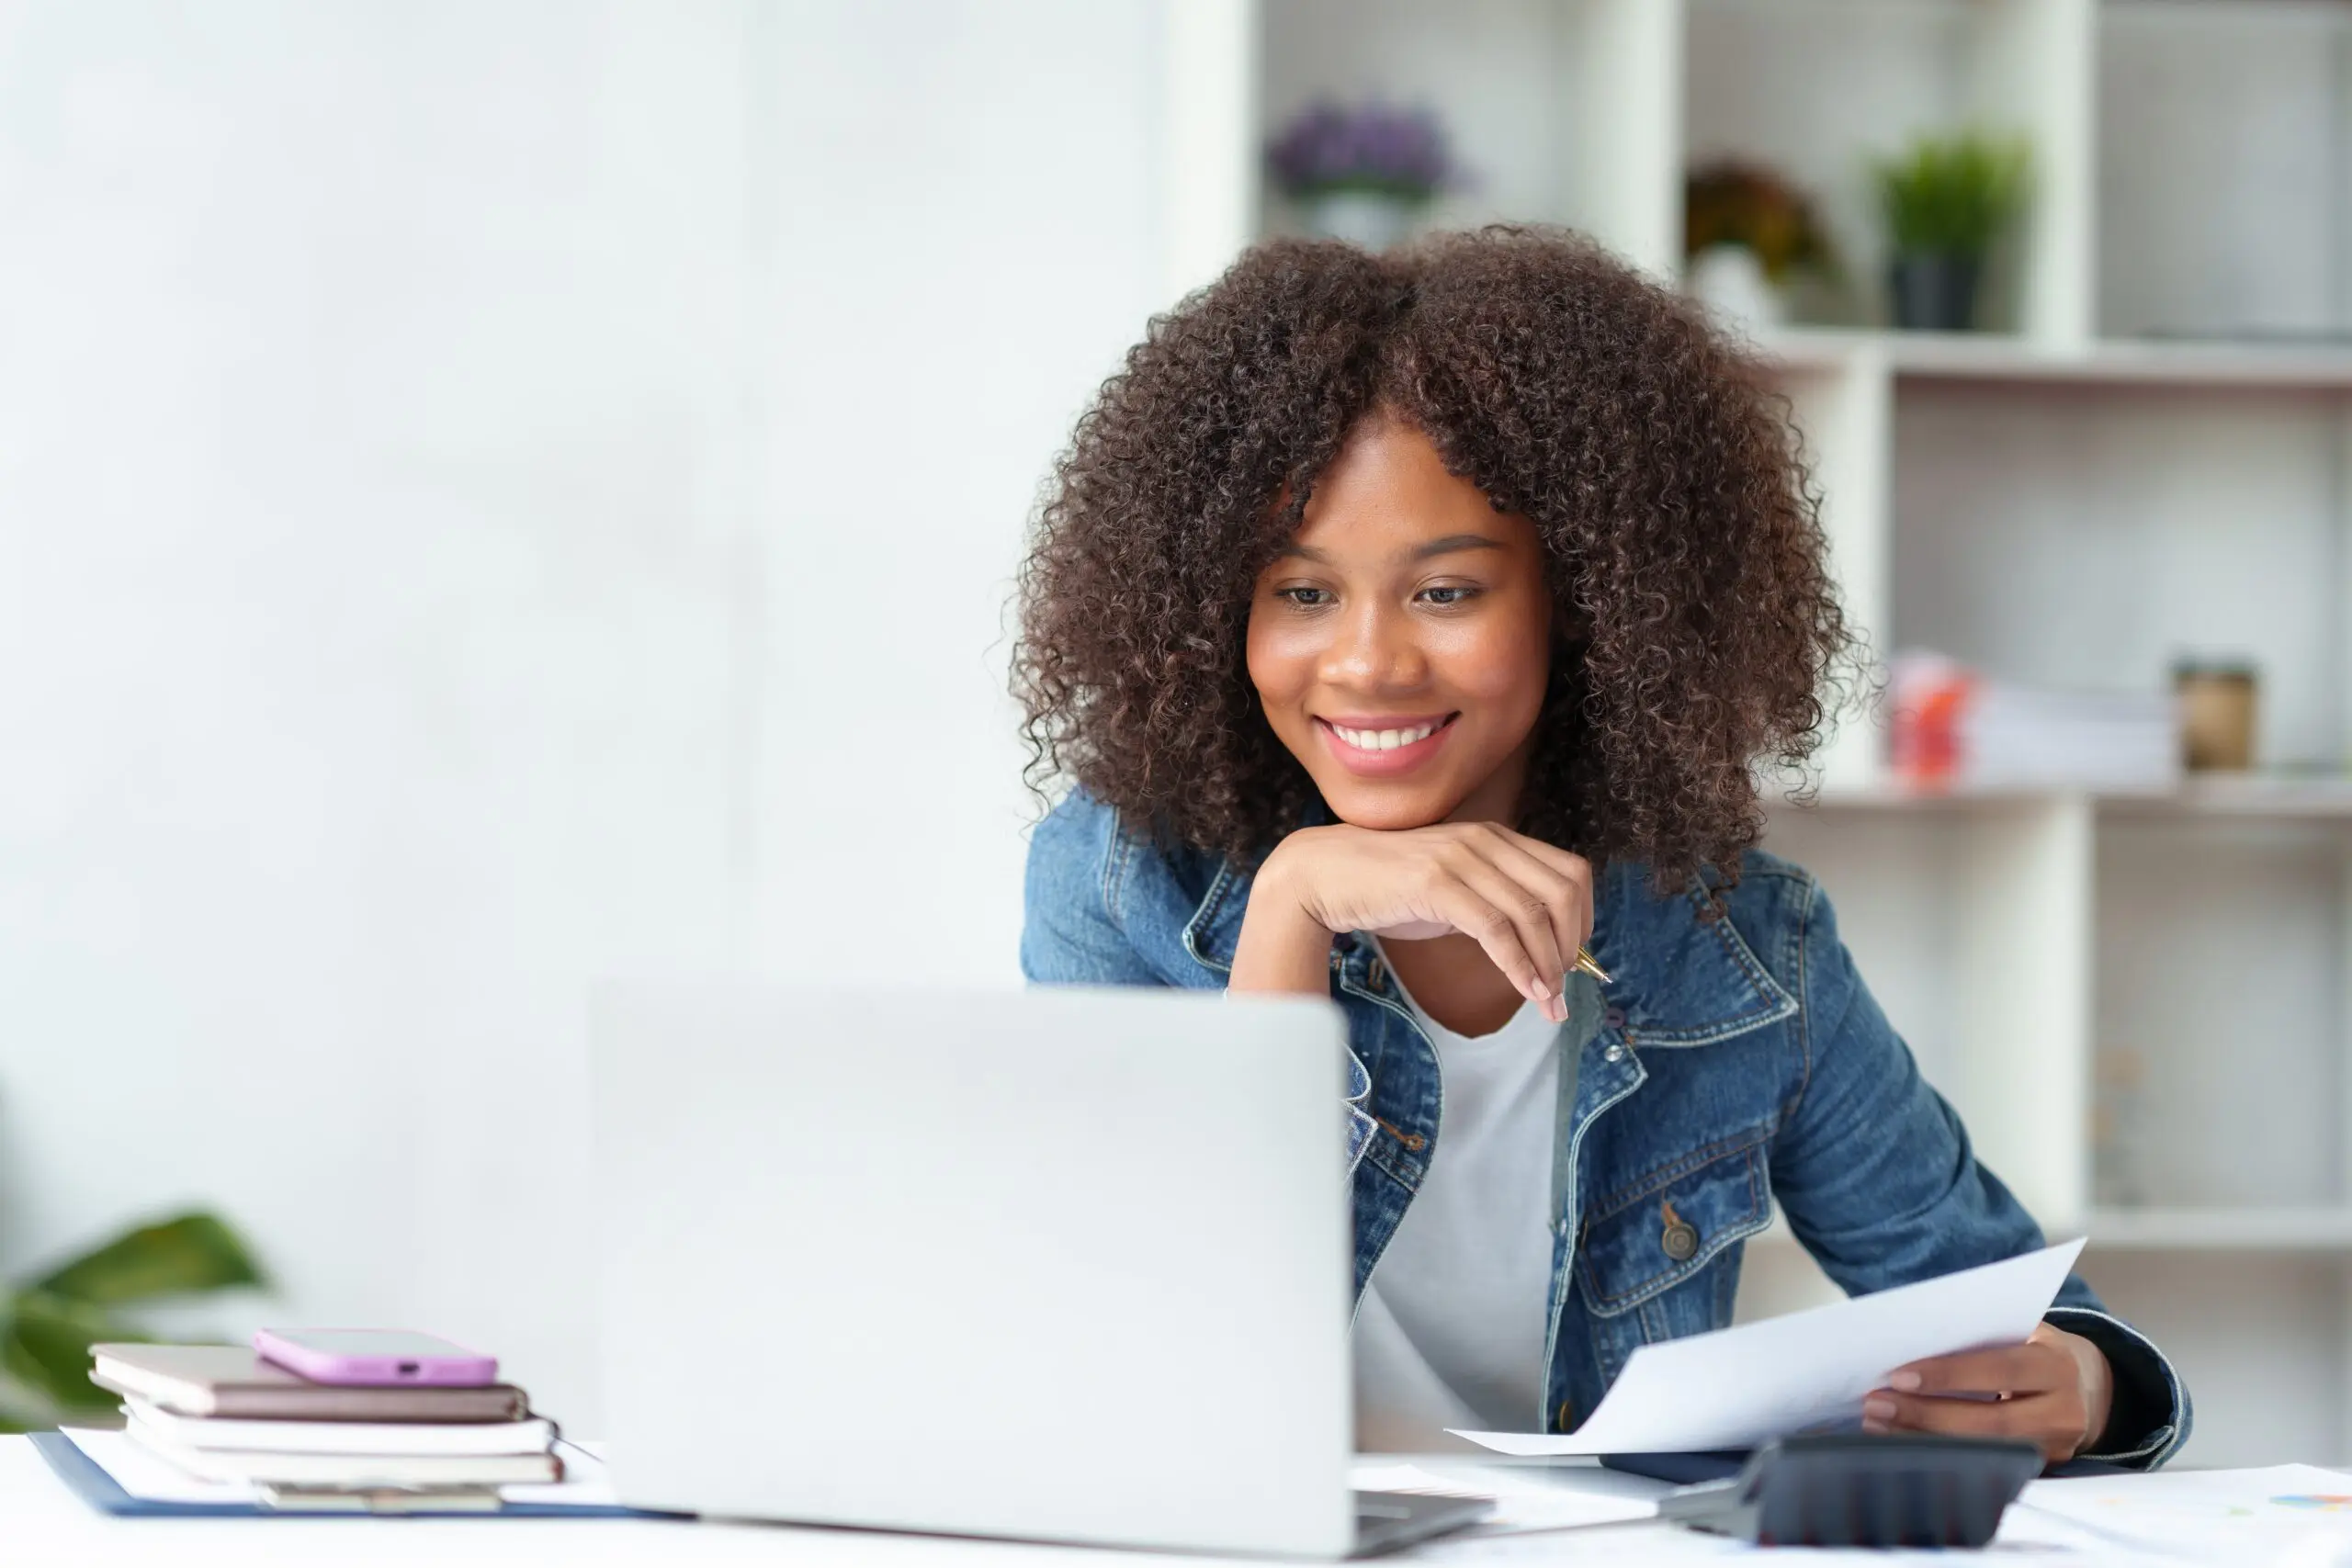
[1351,950,1575,1451]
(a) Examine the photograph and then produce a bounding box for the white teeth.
[1332,721,1441,751]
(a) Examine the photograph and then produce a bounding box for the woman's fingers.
[1423,860,1565,1021]
[1891,1346,2068,1398]
[1480,834,1595,990]
[1862,1390,2015,1439]
[1485,829,1598,976]
[1303,824,1598,1021]
[1862,1388,2086,1463]
[1863,1341,2087,1462]
[1445,856,1569,1021]
[1426,886,1549,1014]
[1862,1388,2078,1460]
[1502,829,1596,908]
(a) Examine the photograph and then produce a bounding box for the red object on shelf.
[1890,660,1979,786]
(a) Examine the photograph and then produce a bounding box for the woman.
[1013,228,2186,1464]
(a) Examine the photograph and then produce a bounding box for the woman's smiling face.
[1246,413,1555,831]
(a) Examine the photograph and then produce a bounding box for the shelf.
[1774,777,2352,822]
[2100,777,2352,821]
[1772,782,2092,814]
[1756,1209,2352,1255]
[2077,1209,2352,1255]
[1753,328,2352,391]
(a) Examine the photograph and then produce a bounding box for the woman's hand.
[1861,1323,2115,1463]
[1230,822,1594,1023]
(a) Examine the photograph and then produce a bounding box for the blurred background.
[0,0,2343,1470]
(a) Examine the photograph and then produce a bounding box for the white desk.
[0,1439,1686,1567]
[3,1435,1158,1567]
[0,1437,2331,1566]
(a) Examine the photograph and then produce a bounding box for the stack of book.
[1890,651,2179,793]
[89,1343,559,1511]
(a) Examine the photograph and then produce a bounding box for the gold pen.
[1573,947,1611,986]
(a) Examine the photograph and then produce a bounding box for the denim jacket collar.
[1180,848,1798,1048]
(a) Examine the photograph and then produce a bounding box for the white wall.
[0,0,1167,1427]
[746,1,1161,978]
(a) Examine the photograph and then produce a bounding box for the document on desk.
[1453,1238,2085,1456]
[2013,1463,2352,1557]
[1350,1461,1659,1533]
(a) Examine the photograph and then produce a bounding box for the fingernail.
[1861,1418,1888,1434]
[1889,1371,1921,1392]
[1862,1396,1897,1422]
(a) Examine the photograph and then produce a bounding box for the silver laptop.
[590,982,1487,1557]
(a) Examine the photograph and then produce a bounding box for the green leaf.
[0,1359,57,1433]
[31,1212,266,1306]
[0,1383,51,1434]
[3,1291,133,1414]
[1873,130,2030,257]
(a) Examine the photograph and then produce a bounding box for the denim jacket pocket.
[1577,1130,1773,1317]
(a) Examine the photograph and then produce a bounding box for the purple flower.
[1266,100,1459,202]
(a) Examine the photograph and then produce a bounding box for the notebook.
[90,1344,529,1422]
[124,1401,554,1457]
[123,1416,561,1487]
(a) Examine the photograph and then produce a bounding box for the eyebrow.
[1412,534,1508,560]
[1273,533,1509,563]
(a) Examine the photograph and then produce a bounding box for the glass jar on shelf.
[2091,1043,2153,1210]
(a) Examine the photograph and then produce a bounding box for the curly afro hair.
[1013,225,1853,895]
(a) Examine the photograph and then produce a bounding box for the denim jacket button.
[1603,1043,1624,1064]
[1367,956,1387,991]
[1661,1221,1700,1262]
[1555,1400,1575,1433]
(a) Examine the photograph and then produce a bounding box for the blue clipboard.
[30,1430,683,1519]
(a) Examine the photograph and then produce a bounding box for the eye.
[1417,583,1481,607]
[1276,586,1333,608]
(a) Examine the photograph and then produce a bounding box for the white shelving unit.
[1763,328,2352,391]
[1170,0,2352,1467]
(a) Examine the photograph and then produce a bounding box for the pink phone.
[253,1328,498,1386]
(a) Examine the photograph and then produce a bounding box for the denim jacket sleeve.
[1019,792,1165,987]
[1767,876,2190,1468]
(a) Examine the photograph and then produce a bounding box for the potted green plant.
[1682,160,1835,332]
[0,1211,266,1429]
[1871,131,2030,332]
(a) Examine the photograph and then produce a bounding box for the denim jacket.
[1020,790,2189,1467]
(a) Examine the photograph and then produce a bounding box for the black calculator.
[1647,1433,2043,1549]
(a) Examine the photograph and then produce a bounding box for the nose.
[1319,597,1428,693]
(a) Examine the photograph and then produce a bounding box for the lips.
[1315,713,1458,777]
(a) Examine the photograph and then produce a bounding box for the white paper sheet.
[2014,1463,2352,1558]
[1453,1238,2086,1456]
[61,1427,618,1508]
[62,1428,249,1506]
[1349,1460,1659,1532]
[1414,1523,1748,1562]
